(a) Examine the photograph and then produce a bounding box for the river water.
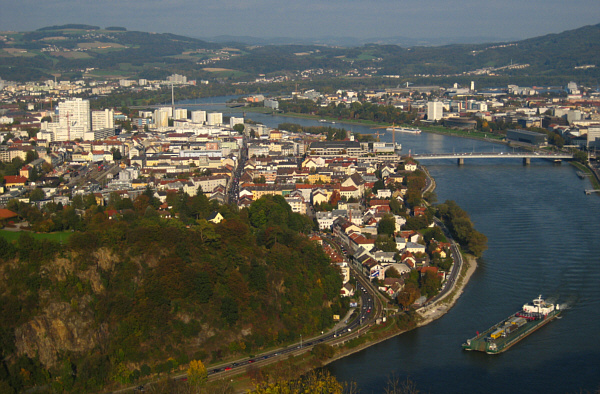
[181,102,600,393]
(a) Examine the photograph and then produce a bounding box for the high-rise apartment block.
[167,74,187,84]
[57,98,91,136]
[153,109,169,127]
[191,110,206,124]
[427,101,444,121]
[206,112,223,126]
[173,108,188,120]
[230,117,244,128]
[92,109,114,131]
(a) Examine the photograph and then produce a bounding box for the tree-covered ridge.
[37,24,101,31]
[2,23,599,82]
[212,23,600,78]
[0,195,344,392]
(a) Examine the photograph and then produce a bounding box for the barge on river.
[462,295,561,354]
[386,126,422,134]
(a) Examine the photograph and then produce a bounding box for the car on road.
[225,367,232,371]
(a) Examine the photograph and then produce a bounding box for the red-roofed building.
[309,235,323,245]
[0,209,18,223]
[4,175,27,188]
[20,165,33,179]
[413,206,426,217]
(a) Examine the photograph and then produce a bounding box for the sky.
[1,0,599,43]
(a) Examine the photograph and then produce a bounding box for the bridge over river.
[129,102,245,109]
[413,152,572,165]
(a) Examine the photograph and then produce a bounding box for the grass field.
[49,51,92,59]
[0,229,73,243]
[77,41,127,50]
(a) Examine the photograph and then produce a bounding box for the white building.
[167,74,187,84]
[587,126,600,149]
[264,99,279,110]
[230,117,244,128]
[47,98,92,140]
[206,112,223,126]
[427,101,444,121]
[191,110,206,124]
[159,107,173,118]
[173,108,188,120]
[284,196,306,214]
[92,109,114,131]
[153,109,169,127]
[58,97,91,132]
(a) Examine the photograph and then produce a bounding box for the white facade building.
[153,109,169,127]
[206,112,223,126]
[92,109,114,131]
[57,98,91,136]
[191,110,206,124]
[427,101,444,121]
[173,108,188,120]
[230,117,244,128]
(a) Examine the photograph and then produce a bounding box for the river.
[180,101,600,393]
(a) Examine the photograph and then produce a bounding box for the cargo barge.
[462,295,561,354]
[386,126,422,134]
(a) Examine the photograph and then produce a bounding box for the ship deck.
[463,310,560,354]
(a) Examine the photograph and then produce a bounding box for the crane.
[371,123,395,145]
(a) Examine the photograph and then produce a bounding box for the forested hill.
[0,194,344,392]
[0,23,598,83]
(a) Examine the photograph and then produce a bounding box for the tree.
[233,123,245,134]
[397,283,420,309]
[466,229,488,258]
[389,198,403,215]
[253,175,266,184]
[29,188,45,202]
[385,267,401,278]
[311,343,335,361]
[375,235,397,252]
[251,370,346,394]
[111,148,122,161]
[372,179,385,194]
[572,150,587,164]
[25,150,39,164]
[187,359,207,387]
[378,214,396,236]
[420,270,441,298]
[220,297,239,325]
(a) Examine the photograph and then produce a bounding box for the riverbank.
[238,108,506,144]
[415,255,477,324]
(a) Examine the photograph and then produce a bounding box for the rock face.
[14,301,102,368]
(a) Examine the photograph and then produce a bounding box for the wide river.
[181,101,600,393]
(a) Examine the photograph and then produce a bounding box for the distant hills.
[200,34,519,47]
[0,23,598,84]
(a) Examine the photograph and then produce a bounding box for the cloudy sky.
[1,0,598,42]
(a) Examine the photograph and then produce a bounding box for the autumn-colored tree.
[251,370,347,394]
[187,359,207,387]
[397,282,420,309]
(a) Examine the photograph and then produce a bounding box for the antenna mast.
[171,83,175,113]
